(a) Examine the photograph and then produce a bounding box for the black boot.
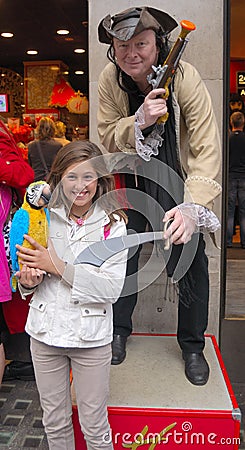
[182,352,209,386]
[3,361,35,381]
[111,335,127,365]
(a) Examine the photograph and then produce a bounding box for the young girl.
[16,140,128,450]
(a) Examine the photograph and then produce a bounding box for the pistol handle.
[157,86,170,124]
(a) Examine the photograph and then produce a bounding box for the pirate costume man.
[97,6,221,385]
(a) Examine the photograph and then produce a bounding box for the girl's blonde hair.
[54,121,67,138]
[47,140,127,226]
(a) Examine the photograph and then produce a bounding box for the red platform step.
[72,334,241,449]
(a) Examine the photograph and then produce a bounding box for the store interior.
[0,0,88,146]
[224,0,245,320]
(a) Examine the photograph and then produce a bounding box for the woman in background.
[28,117,62,181]
[0,119,34,383]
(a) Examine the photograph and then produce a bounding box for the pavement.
[221,319,245,449]
[0,379,48,449]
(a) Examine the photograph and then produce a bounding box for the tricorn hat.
[98,6,178,44]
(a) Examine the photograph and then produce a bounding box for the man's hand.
[141,88,168,128]
[163,206,196,245]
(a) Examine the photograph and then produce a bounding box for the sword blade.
[74,231,165,267]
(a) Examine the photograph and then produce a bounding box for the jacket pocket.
[27,299,48,334]
[79,305,109,341]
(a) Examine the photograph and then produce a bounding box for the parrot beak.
[40,191,51,205]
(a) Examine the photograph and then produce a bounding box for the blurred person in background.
[227,111,245,248]
[0,119,34,383]
[28,117,62,181]
[54,120,71,146]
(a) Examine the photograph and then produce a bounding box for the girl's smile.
[62,160,98,216]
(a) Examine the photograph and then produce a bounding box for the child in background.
[16,140,128,450]
[54,120,71,146]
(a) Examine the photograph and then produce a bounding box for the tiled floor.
[0,379,48,449]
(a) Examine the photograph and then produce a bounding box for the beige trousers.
[30,338,113,450]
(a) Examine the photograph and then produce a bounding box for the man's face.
[113,29,159,83]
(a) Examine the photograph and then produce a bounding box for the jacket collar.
[50,202,110,226]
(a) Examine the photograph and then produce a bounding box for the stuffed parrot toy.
[10,180,51,291]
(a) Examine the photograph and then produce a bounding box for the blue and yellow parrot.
[10,180,51,291]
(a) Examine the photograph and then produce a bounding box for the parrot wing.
[10,208,30,273]
[44,207,50,226]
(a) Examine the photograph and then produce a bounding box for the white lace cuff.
[104,152,139,173]
[177,202,221,233]
[135,105,165,161]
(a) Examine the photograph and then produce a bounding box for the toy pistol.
[147,19,196,123]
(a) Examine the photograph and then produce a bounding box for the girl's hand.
[16,235,66,278]
[163,207,196,245]
[16,264,44,289]
[141,88,168,128]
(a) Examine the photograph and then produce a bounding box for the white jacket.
[21,204,127,348]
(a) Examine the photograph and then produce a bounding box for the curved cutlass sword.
[74,231,170,267]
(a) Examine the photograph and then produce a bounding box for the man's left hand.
[163,206,196,245]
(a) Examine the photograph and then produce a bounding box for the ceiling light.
[75,71,84,75]
[57,29,69,35]
[1,32,14,38]
[27,50,38,55]
[74,48,85,54]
